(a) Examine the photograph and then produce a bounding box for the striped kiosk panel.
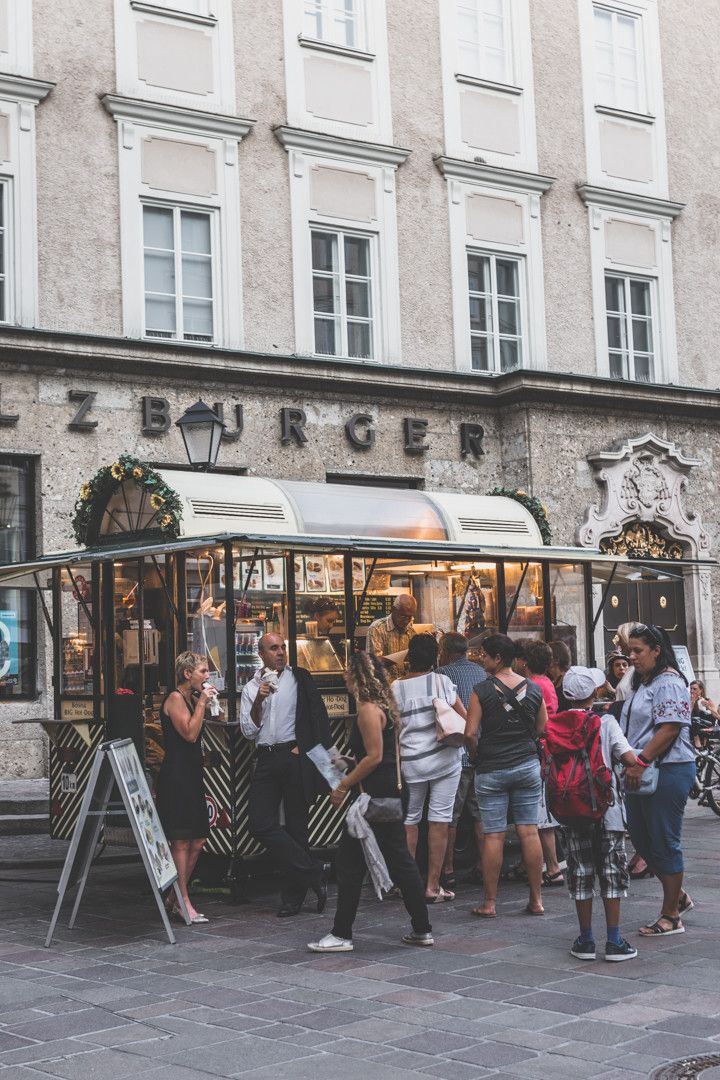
[202,725,234,856]
[232,731,264,860]
[49,723,106,840]
[308,715,351,850]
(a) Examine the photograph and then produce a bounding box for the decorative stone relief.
[577,432,710,557]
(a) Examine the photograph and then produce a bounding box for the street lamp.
[175,400,226,470]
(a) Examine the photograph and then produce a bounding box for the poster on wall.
[263,556,284,591]
[294,556,305,593]
[305,556,328,593]
[327,555,345,594]
[0,609,18,682]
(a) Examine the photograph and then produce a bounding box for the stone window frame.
[276,127,410,364]
[583,195,680,385]
[438,0,539,171]
[578,0,668,197]
[114,0,236,115]
[104,95,255,349]
[282,0,393,145]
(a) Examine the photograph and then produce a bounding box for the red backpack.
[541,709,614,827]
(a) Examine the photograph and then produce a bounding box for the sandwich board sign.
[45,738,190,947]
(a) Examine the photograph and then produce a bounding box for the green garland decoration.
[488,485,552,545]
[72,454,183,546]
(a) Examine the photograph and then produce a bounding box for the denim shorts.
[474,757,542,833]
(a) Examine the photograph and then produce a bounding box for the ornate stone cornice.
[435,156,555,194]
[0,74,54,105]
[101,94,255,140]
[273,125,411,167]
[577,183,685,219]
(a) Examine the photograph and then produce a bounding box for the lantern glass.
[176,401,225,469]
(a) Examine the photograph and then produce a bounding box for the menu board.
[355,594,395,627]
[110,741,176,891]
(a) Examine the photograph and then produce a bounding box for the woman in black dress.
[308,652,432,953]
[156,651,220,924]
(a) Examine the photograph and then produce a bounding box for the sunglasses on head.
[630,623,663,646]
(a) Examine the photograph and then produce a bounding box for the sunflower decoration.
[72,454,183,546]
[488,485,552,545]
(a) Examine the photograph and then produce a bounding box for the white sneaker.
[308,933,354,953]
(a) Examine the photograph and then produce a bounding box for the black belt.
[257,741,297,754]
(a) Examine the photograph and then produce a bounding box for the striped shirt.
[437,658,487,768]
[392,671,461,784]
[366,614,416,659]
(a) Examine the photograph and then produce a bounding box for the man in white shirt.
[240,633,332,917]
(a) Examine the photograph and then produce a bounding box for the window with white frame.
[311,229,374,359]
[143,204,215,343]
[0,183,8,324]
[605,273,655,382]
[456,0,512,83]
[303,0,367,50]
[468,251,524,372]
[592,5,645,113]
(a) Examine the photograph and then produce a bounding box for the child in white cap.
[557,666,639,961]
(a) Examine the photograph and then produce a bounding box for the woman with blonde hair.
[156,650,220,924]
[308,652,432,953]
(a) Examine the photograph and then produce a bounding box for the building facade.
[1,0,719,776]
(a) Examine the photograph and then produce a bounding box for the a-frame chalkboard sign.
[45,738,190,947]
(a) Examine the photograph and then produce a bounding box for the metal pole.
[286,549,297,670]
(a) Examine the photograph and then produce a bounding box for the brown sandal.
[639,915,684,936]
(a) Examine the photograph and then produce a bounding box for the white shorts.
[404,770,461,825]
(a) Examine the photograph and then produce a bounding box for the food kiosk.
[2,464,704,896]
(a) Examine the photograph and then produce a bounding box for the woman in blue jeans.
[466,634,548,918]
[622,624,695,937]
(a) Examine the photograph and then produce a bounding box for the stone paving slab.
[0,802,717,1077]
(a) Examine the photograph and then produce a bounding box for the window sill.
[455,73,523,96]
[144,334,217,348]
[129,1,218,26]
[594,104,655,125]
[298,35,375,63]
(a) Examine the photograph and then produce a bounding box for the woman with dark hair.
[392,634,467,902]
[308,652,432,952]
[622,624,695,937]
[466,633,548,917]
[606,652,630,691]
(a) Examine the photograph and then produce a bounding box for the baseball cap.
[563,666,607,701]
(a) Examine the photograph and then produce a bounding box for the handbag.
[362,716,404,823]
[433,696,466,747]
[620,692,668,797]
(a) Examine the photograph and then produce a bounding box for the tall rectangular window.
[593,5,644,112]
[0,456,36,699]
[143,204,214,343]
[0,184,6,324]
[468,251,523,372]
[304,0,366,50]
[605,273,655,381]
[456,0,511,84]
[312,229,374,359]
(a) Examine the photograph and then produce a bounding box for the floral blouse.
[620,671,695,764]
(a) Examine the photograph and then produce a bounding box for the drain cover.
[652,1055,720,1079]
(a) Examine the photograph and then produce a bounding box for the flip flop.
[471,907,497,918]
[524,904,545,916]
[426,888,455,903]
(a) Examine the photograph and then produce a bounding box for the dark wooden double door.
[603,576,687,657]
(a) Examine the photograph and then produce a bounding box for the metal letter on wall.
[67,390,98,431]
[403,418,429,455]
[213,403,244,443]
[280,408,308,447]
[344,413,375,450]
[460,422,485,458]
[141,396,171,435]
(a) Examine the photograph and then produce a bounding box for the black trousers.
[248,748,320,905]
[332,820,432,940]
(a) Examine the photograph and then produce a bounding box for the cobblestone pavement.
[0,803,717,1080]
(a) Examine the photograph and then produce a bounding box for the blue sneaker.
[570,936,596,960]
[605,938,637,962]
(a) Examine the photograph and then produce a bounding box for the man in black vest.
[240,633,332,916]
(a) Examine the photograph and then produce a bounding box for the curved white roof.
[157,471,544,548]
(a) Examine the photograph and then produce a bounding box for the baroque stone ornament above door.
[577,433,710,557]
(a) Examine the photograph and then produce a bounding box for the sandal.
[524,904,545,916]
[471,906,496,918]
[426,888,455,903]
[542,870,565,887]
[501,863,528,883]
[639,915,685,937]
[678,891,695,915]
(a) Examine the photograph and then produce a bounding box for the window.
[456,0,511,83]
[312,229,374,359]
[468,251,523,372]
[0,456,35,699]
[143,205,214,343]
[593,5,644,113]
[0,184,7,324]
[303,0,366,50]
[605,273,655,381]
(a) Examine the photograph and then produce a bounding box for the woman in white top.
[392,634,467,902]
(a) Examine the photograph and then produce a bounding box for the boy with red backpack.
[543,666,639,962]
